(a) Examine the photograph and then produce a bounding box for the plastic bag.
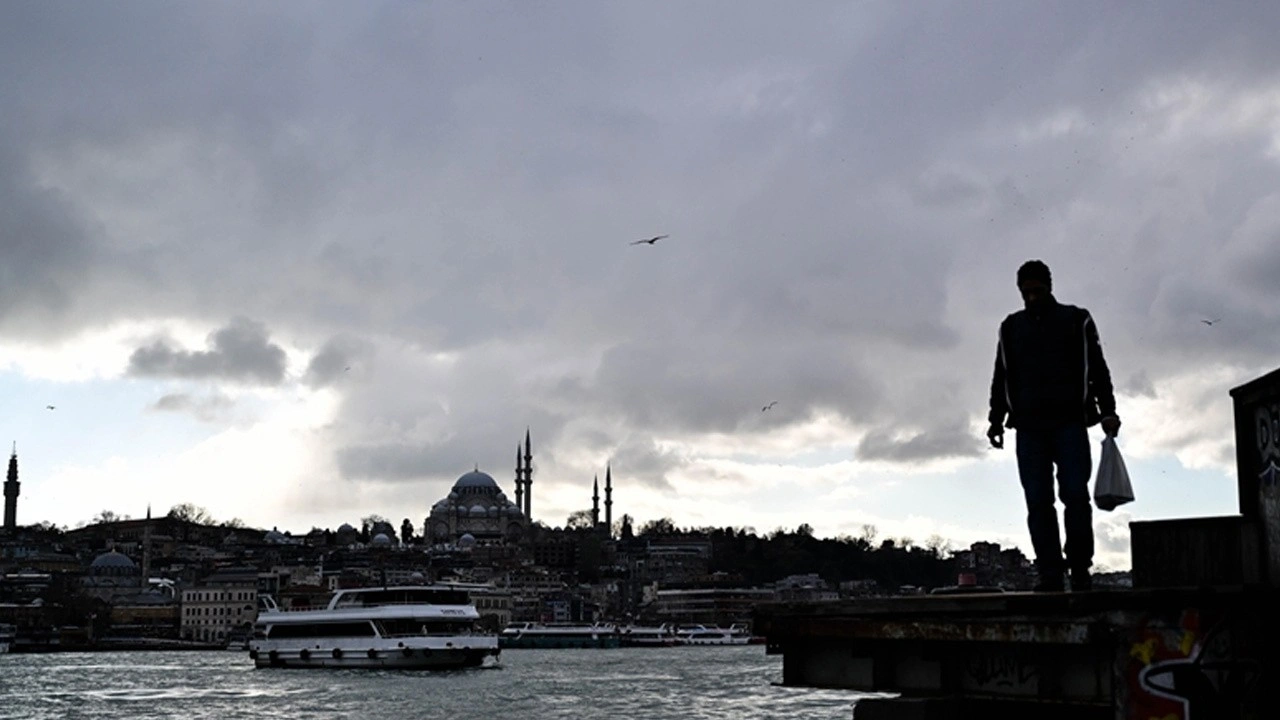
[1094,435,1134,511]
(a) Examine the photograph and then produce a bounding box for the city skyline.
[4,3,1279,570]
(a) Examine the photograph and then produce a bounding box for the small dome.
[337,523,356,533]
[410,571,425,583]
[469,505,487,517]
[453,470,499,491]
[91,550,137,570]
[371,533,393,546]
[457,533,476,549]
[264,530,286,543]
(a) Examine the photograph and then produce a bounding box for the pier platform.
[756,586,1278,718]
[756,366,1280,718]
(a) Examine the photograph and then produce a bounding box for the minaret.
[141,505,152,589]
[514,445,524,514]
[592,476,600,529]
[604,464,613,537]
[3,443,18,533]
[523,429,533,520]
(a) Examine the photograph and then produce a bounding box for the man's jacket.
[988,296,1116,430]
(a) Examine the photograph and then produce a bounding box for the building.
[426,469,528,543]
[651,587,775,628]
[180,584,258,644]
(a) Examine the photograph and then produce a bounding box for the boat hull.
[250,638,499,669]
[498,634,620,649]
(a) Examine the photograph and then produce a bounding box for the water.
[0,646,875,719]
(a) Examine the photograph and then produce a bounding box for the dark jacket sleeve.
[1084,311,1117,419]
[988,327,1009,427]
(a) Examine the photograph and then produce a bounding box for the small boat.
[249,585,499,669]
[618,623,679,647]
[498,622,621,649]
[674,623,755,646]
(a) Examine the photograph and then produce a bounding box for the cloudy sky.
[3,2,1279,570]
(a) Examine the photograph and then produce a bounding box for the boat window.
[332,588,472,608]
[265,621,377,639]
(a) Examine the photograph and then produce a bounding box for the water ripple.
[1,647,873,719]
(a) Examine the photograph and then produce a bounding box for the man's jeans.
[1015,424,1093,574]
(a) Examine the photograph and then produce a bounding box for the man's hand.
[987,423,1004,449]
[1101,416,1121,437]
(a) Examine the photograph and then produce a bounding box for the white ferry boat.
[675,623,755,646]
[249,585,499,669]
[498,622,621,649]
[618,623,679,647]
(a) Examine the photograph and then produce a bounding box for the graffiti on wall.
[1125,610,1260,719]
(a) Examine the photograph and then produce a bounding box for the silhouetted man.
[987,260,1121,592]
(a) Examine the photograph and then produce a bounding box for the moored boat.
[618,623,679,647]
[499,622,621,649]
[249,585,499,669]
[675,623,754,646]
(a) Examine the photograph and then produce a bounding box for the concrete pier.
[757,367,1280,719]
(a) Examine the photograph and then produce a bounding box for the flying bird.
[762,401,778,412]
[1200,318,1221,326]
[46,405,55,410]
[630,234,668,246]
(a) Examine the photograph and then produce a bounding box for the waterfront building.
[180,584,258,644]
[651,587,775,628]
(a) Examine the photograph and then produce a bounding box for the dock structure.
[756,366,1280,719]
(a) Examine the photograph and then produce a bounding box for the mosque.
[425,431,615,543]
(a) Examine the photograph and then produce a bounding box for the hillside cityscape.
[1,445,1129,650]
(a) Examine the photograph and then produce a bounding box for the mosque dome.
[338,523,356,533]
[453,470,499,491]
[264,530,286,543]
[90,545,137,573]
[90,550,137,572]
[469,505,487,517]
[371,533,393,547]
[457,533,476,549]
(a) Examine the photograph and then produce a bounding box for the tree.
[361,514,388,529]
[400,518,415,545]
[638,517,675,537]
[566,510,594,530]
[223,517,246,529]
[93,510,125,524]
[617,513,634,540]
[167,503,213,524]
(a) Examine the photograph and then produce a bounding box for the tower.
[592,475,600,529]
[141,505,152,588]
[523,429,533,520]
[3,443,18,533]
[514,445,524,514]
[605,464,613,537]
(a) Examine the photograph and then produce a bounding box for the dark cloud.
[127,317,287,384]
[149,392,234,422]
[5,1,1280,533]
[856,418,984,463]
[304,334,374,388]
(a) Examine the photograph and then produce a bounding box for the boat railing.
[263,600,478,612]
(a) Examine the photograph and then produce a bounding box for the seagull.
[762,401,778,412]
[46,405,55,410]
[344,366,351,371]
[1200,318,1221,326]
[630,234,668,246]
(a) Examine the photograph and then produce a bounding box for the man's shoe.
[1070,569,1092,592]
[1033,573,1064,592]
